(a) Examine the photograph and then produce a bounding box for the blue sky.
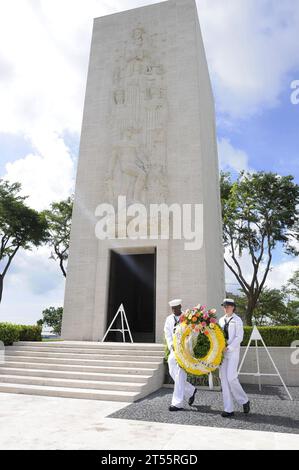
[0,0,299,324]
[218,77,299,180]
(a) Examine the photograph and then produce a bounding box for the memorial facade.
[62,0,225,342]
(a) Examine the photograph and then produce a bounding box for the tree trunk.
[59,256,66,278]
[245,293,257,326]
[0,273,3,304]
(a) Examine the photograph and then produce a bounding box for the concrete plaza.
[0,387,298,450]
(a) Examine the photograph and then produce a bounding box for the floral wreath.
[173,304,226,376]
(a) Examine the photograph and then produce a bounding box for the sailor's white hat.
[221,298,236,306]
[168,298,182,307]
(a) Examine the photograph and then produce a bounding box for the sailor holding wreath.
[164,298,197,411]
[219,298,251,417]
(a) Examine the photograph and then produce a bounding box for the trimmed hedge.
[242,326,299,347]
[0,323,42,346]
[17,325,42,342]
[0,323,19,345]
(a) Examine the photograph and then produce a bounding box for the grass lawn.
[42,338,63,342]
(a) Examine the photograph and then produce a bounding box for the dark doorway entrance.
[106,250,156,342]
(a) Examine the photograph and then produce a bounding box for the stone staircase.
[0,341,165,402]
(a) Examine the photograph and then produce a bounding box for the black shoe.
[243,401,250,414]
[169,405,183,411]
[188,388,197,406]
[221,411,234,418]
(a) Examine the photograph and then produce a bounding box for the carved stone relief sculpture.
[104,25,169,210]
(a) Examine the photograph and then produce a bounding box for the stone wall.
[239,347,299,387]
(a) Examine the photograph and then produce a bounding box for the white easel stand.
[238,326,292,400]
[102,303,133,343]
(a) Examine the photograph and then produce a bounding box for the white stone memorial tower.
[62,0,225,342]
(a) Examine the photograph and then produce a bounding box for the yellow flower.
[209,323,215,329]
[173,314,226,376]
[188,314,193,320]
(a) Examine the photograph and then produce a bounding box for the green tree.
[42,196,73,277]
[39,306,63,335]
[225,291,247,321]
[221,171,299,325]
[253,288,290,325]
[226,287,299,326]
[284,269,299,298]
[0,180,49,303]
[281,270,299,325]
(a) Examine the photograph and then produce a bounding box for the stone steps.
[0,382,137,402]
[1,360,156,375]
[0,374,144,392]
[5,349,163,363]
[0,367,151,383]
[3,355,159,368]
[15,341,164,351]
[6,345,164,357]
[5,351,163,361]
[0,341,165,402]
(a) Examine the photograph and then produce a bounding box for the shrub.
[0,323,42,345]
[0,323,20,346]
[242,326,299,346]
[17,325,42,342]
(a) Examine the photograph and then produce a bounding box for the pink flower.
[201,321,206,328]
[203,312,209,319]
[210,317,217,323]
[209,308,217,314]
[200,305,206,311]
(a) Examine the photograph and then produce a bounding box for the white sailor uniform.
[164,313,195,408]
[219,313,249,413]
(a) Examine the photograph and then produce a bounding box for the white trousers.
[168,350,195,407]
[219,350,248,412]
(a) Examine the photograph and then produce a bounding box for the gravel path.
[109,385,299,435]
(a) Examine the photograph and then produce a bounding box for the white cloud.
[0,0,109,136]
[197,0,299,119]
[4,130,75,210]
[0,0,111,209]
[0,0,164,210]
[218,137,252,174]
[266,258,299,290]
[0,0,163,137]
[225,248,299,294]
[0,246,65,325]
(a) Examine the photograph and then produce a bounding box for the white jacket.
[219,313,244,353]
[164,314,180,351]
